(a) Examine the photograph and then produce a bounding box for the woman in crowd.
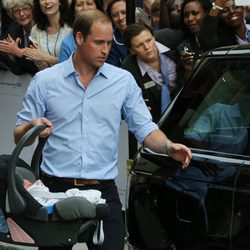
[106,0,128,67]
[158,0,183,30]
[177,0,209,79]
[23,0,71,70]
[198,0,250,51]
[0,0,37,75]
[58,0,104,62]
[150,0,161,29]
[70,0,104,17]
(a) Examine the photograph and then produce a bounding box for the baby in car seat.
[23,179,106,208]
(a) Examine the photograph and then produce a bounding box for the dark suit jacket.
[7,25,38,75]
[122,28,183,123]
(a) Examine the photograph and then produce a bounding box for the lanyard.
[46,29,60,56]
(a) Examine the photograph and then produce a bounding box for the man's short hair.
[73,9,112,40]
[123,23,154,48]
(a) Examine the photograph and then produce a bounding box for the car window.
[161,59,250,156]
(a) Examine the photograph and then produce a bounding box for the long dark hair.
[33,0,71,31]
[106,0,126,20]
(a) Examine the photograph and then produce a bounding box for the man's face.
[129,30,158,64]
[76,21,113,68]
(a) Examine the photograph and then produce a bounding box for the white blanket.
[27,180,106,206]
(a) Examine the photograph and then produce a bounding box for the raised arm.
[198,0,229,51]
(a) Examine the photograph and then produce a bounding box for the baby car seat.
[0,124,109,247]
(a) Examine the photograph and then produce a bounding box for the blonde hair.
[2,0,33,19]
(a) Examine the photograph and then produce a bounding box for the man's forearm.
[14,122,33,144]
[143,129,172,153]
[143,129,192,168]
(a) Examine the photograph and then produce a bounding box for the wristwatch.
[212,2,223,10]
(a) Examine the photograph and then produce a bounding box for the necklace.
[46,28,61,56]
[113,34,124,46]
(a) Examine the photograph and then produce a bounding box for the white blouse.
[30,24,72,57]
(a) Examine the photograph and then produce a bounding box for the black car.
[125,45,250,250]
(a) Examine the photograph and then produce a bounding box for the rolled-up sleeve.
[16,74,46,126]
[122,73,159,144]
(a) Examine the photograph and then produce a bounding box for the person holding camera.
[177,0,210,79]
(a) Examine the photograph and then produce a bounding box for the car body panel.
[126,45,250,250]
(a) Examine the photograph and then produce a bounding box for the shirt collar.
[137,41,170,76]
[62,53,109,80]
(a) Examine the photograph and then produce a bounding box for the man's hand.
[164,141,192,169]
[14,118,53,144]
[144,129,192,169]
[31,118,53,138]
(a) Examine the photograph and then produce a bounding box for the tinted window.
[161,58,250,156]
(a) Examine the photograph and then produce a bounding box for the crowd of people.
[1,0,249,120]
[0,0,249,249]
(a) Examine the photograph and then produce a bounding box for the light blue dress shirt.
[58,32,76,63]
[16,56,158,179]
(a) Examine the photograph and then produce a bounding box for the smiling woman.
[198,0,250,51]
[22,0,72,70]
[105,0,128,67]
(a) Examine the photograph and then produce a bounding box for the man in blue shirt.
[14,10,192,250]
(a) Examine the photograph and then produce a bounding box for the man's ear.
[75,31,84,45]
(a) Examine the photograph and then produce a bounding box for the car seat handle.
[31,137,48,179]
[8,124,47,215]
